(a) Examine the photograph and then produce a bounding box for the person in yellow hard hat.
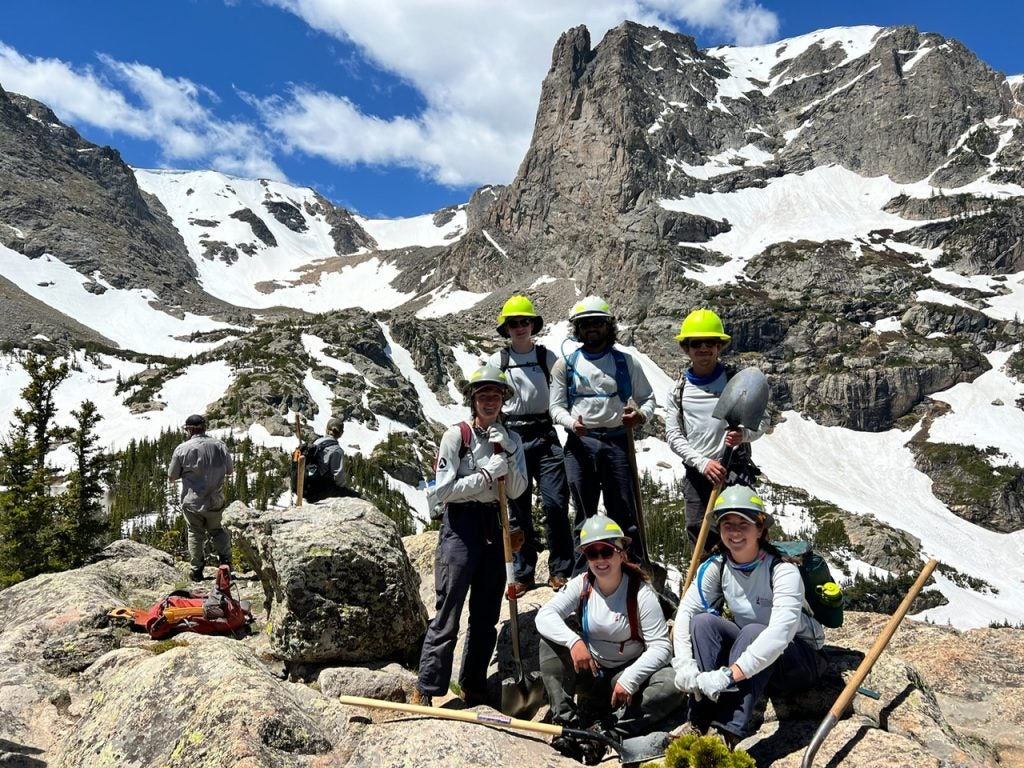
[664,309,764,553]
[488,295,573,595]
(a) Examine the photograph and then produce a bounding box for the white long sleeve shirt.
[536,572,672,694]
[549,346,656,430]
[664,367,764,473]
[486,346,556,417]
[672,552,824,679]
[434,421,528,504]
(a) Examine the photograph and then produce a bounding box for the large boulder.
[224,499,428,663]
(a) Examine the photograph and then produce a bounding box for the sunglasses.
[577,317,608,329]
[505,317,533,329]
[685,339,720,349]
[583,544,619,560]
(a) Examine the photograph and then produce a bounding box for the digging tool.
[801,558,938,768]
[293,413,305,506]
[625,425,676,614]
[338,694,671,764]
[682,367,770,593]
[497,478,547,719]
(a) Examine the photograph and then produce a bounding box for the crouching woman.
[536,515,685,764]
[672,485,826,748]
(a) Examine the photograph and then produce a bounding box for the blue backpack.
[565,347,632,409]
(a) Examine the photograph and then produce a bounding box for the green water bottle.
[816,582,844,607]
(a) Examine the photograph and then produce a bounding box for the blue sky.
[2,1,1021,218]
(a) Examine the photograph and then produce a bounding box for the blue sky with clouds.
[2,1,1021,218]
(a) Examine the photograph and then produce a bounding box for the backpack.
[131,566,253,639]
[565,347,632,410]
[696,542,844,628]
[673,363,759,484]
[424,421,473,520]
[290,437,338,501]
[499,344,551,384]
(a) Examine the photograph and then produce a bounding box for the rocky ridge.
[0,500,1021,768]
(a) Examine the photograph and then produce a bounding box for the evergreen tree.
[51,400,113,569]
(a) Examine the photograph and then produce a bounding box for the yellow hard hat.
[675,309,730,343]
[496,295,542,338]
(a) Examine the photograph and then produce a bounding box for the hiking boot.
[578,734,607,766]
[509,580,534,599]
[548,575,568,590]
[190,568,205,581]
[551,734,584,762]
[708,724,741,751]
[411,689,433,708]
[460,687,489,708]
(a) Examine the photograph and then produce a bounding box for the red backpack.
[133,565,252,639]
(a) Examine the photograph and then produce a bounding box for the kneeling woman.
[536,515,685,763]
[673,485,826,747]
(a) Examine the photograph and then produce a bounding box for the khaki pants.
[183,506,232,570]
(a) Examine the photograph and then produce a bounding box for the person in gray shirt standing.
[168,414,234,581]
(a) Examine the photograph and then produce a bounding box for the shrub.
[653,734,756,768]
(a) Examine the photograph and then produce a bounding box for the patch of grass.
[146,638,190,654]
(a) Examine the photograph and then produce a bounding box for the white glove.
[488,424,516,454]
[673,659,701,693]
[696,668,733,702]
[482,453,509,481]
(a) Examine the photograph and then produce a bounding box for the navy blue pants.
[416,501,505,697]
[508,427,573,583]
[683,467,720,553]
[688,612,826,738]
[563,430,641,571]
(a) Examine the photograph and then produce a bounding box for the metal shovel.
[682,366,770,592]
[801,559,938,767]
[497,479,547,719]
[338,694,671,764]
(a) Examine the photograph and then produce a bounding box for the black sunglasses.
[577,317,608,329]
[505,317,533,329]
[685,339,720,349]
[583,544,618,560]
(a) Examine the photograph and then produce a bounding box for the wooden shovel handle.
[338,694,562,737]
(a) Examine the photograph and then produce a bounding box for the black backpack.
[290,438,338,501]
[499,344,551,383]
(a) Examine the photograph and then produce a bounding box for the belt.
[448,500,500,512]
[505,414,553,429]
[587,426,626,439]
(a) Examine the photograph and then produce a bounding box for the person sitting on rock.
[536,515,685,764]
[672,485,827,749]
[304,417,361,501]
[413,364,528,709]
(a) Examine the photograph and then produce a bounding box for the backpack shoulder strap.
[499,348,510,373]
[458,421,472,459]
[566,348,582,409]
[696,555,724,616]
[611,348,632,404]
[626,571,642,642]
[535,344,551,384]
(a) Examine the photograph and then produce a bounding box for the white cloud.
[0,43,284,181]
[258,0,780,187]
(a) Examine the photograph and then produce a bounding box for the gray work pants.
[538,636,686,737]
[688,612,826,738]
[182,506,232,569]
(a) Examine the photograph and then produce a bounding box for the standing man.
[168,414,234,581]
[549,296,656,569]
[488,295,573,594]
[304,417,360,501]
[665,309,764,553]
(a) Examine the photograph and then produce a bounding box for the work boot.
[548,575,568,590]
[460,687,489,708]
[190,567,204,581]
[411,689,432,708]
[551,734,584,762]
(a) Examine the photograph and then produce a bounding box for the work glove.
[482,453,509,481]
[673,658,701,693]
[695,667,734,702]
[488,424,516,454]
[509,527,525,553]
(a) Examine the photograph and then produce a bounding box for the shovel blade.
[614,731,672,764]
[500,671,547,719]
[712,367,769,429]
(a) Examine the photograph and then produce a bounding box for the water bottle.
[816,581,844,607]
